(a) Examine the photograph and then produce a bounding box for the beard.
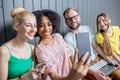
[69,23,80,30]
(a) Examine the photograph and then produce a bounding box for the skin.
[65,9,80,33]
[0,15,37,80]
[97,16,109,31]
[96,16,120,66]
[64,9,105,80]
[37,16,91,80]
[93,14,120,79]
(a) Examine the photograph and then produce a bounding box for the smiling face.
[37,16,53,39]
[16,15,37,40]
[97,16,109,31]
[65,9,80,30]
[96,13,111,32]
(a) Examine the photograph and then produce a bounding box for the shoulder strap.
[29,44,33,52]
[29,44,34,59]
[4,44,12,56]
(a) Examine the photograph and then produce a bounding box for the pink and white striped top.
[35,33,70,80]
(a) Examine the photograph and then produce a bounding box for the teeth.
[28,32,35,36]
[44,33,49,35]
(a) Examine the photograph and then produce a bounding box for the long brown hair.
[96,13,112,56]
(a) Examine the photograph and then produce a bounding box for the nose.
[44,25,49,31]
[31,25,37,32]
[100,22,105,26]
[71,17,76,22]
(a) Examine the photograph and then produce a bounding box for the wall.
[0,0,120,45]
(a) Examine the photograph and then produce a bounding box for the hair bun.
[11,6,26,18]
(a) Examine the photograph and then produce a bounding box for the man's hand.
[68,48,91,80]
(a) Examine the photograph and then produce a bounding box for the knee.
[105,76,111,80]
[110,69,120,79]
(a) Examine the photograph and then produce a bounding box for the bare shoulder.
[0,45,8,55]
[0,45,10,61]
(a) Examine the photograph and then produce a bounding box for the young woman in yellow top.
[95,13,120,79]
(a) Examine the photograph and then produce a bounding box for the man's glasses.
[66,15,79,22]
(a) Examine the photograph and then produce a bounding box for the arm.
[49,72,67,80]
[112,52,120,64]
[49,49,91,80]
[88,68,105,80]
[0,46,10,80]
[20,45,42,80]
[92,41,113,63]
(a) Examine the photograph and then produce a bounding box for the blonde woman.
[0,7,41,80]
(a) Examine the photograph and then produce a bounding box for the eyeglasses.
[66,15,79,22]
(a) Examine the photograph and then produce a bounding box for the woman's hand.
[107,58,120,68]
[94,70,106,80]
[68,48,91,80]
[31,61,46,80]
[107,58,116,65]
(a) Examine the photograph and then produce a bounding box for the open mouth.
[28,32,36,36]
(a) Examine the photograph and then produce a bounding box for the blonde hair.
[11,6,35,26]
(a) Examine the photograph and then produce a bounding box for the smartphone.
[39,61,50,69]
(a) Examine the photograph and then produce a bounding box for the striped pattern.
[0,0,120,45]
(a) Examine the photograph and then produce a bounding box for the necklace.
[10,45,28,59]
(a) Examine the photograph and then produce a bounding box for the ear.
[13,24,19,31]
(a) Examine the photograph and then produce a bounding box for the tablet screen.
[76,32,91,60]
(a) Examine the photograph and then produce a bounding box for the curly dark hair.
[33,9,61,36]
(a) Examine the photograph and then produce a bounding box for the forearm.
[52,76,67,80]
[20,72,32,80]
[67,69,82,80]
[49,70,82,80]
[112,53,120,63]
[92,42,110,62]
[49,72,68,80]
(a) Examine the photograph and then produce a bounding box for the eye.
[73,15,79,19]
[66,18,72,22]
[38,24,44,28]
[103,20,106,23]
[98,21,101,24]
[25,24,31,27]
[48,23,52,27]
[40,25,43,27]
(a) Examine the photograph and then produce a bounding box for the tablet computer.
[76,32,91,60]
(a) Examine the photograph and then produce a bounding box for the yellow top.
[96,26,120,58]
